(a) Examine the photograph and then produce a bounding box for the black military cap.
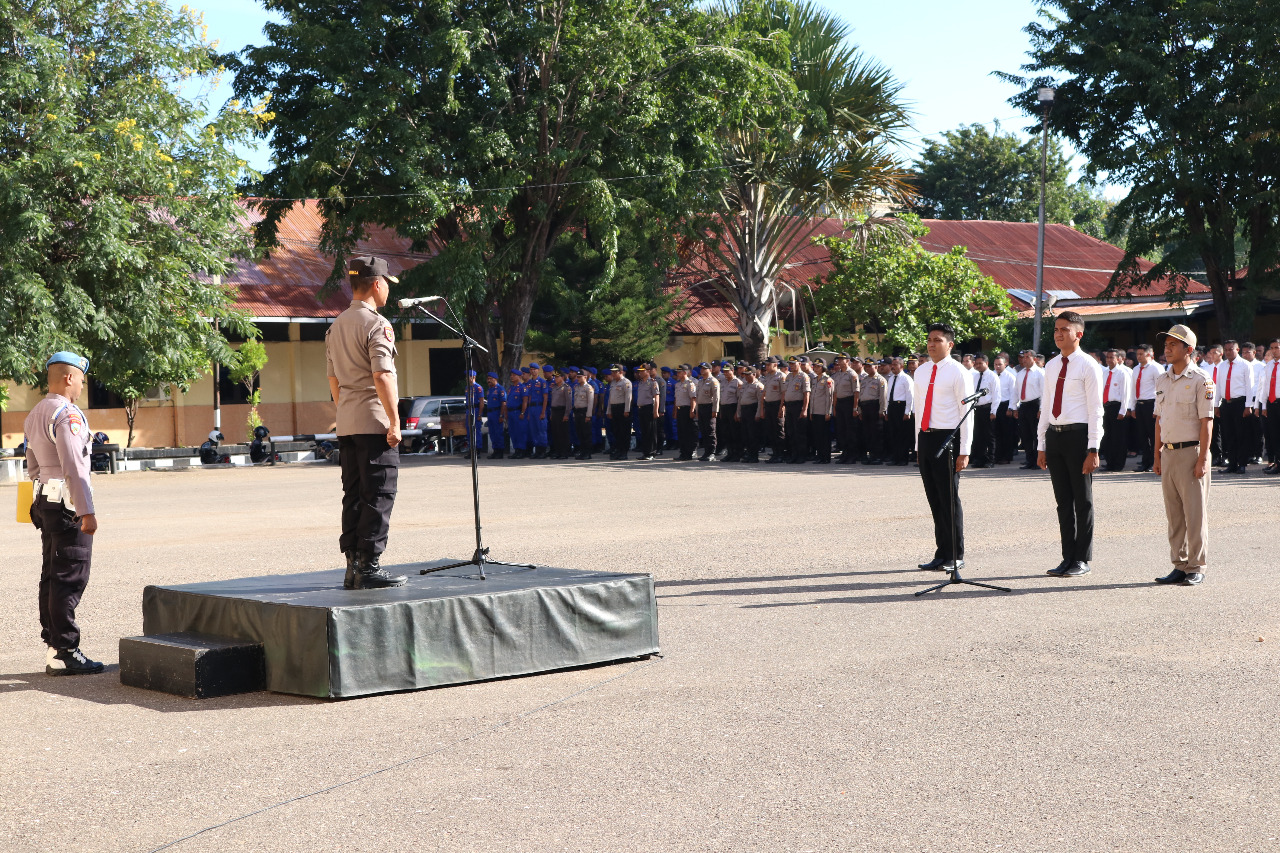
[797,355,810,363]
[698,361,711,368]
[348,256,399,283]
[812,358,826,368]
[609,363,623,372]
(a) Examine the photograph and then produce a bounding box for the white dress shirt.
[1218,357,1255,406]
[1100,364,1132,415]
[1206,360,1225,406]
[1128,361,1164,406]
[1014,365,1045,408]
[1245,358,1265,408]
[914,357,975,455]
[885,370,915,415]
[1037,349,1105,451]
[996,367,1017,407]
[1257,359,1279,407]
[971,368,1002,408]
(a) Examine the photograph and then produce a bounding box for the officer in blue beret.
[507,369,528,458]
[482,372,507,459]
[23,352,104,675]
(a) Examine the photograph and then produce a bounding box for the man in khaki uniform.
[761,357,787,462]
[809,359,836,463]
[831,353,861,463]
[859,360,887,464]
[695,362,721,461]
[635,365,662,461]
[605,364,633,460]
[1153,324,1215,586]
[326,255,407,590]
[782,357,811,463]
[571,370,596,460]
[737,367,765,463]
[674,365,698,460]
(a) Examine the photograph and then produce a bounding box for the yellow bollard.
[16,480,33,524]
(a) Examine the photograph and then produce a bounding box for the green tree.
[1002,0,1280,337]
[911,123,1114,240]
[232,0,767,378]
[814,215,1016,355]
[226,338,268,440]
[0,0,262,406]
[699,0,914,363]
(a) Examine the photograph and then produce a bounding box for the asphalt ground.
[1,454,1277,853]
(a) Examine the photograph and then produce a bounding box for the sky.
[195,0,1090,189]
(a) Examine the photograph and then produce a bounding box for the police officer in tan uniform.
[859,359,888,464]
[809,359,836,463]
[674,365,698,460]
[831,353,861,463]
[572,369,596,460]
[326,256,408,590]
[23,352,104,675]
[782,357,811,464]
[737,367,765,463]
[761,357,787,462]
[1153,325,1215,586]
[635,365,662,461]
[695,362,721,461]
[718,361,742,461]
[605,364,633,460]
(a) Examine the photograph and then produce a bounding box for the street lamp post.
[1032,86,1055,355]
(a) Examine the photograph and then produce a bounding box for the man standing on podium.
[1037,311,1105,578]
[326,255,408,591]
[915,324,975,573]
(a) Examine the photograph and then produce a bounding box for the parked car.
[397,396,474,453]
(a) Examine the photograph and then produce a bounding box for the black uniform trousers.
[573,409,592,457]
[550,406,570,457]
[697,407,718,456]
[637,404,657,457]
[1100,401,1126,470]
[886,400,910,464]
[739,404,760,460]
[809,413,833,461]
[784,400,807,461]
[1264,400,1280,462]
[31,495,92,649]
[677,405,696,459]
[1017,399,1041,465]
[720,408,740,459]
[971,404,994,467]
[860,400,883,461]
[1044,426,1094,562]
[339,434,399,557]
[835,397,859,461]
[1210,407,1224,464]
[610,403,631,458]
[995,401,1015,462]
[917,429,963,562]
[1134,399,1156,469]
[1219,397,1249,469]
[763,399,783,456]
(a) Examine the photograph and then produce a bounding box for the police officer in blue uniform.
[590,367,608,452]
[465,370,484,453]
[526,363,549,458]
[662,366,678,450]
[507,368,528,458]
[482,372,507,459]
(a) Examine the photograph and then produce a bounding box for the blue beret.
[544,365,555,372]
[660,366,671,373]
[47,351,90,374]
[587,367,597,375]
[528,362,540,370]
[467,370,477,376]
[486,372,498,379]
[567,366,579,373]
[520,367,531,374]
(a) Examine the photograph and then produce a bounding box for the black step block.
[120,632,265,699]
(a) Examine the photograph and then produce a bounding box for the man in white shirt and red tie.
[994,354,1018,464]
[970,353,1002,467]
[1127,343,1164,472]
[1203,344,1225,466]
[1260,338,1280,475]
[1216,340,1255,474]
[1099,349,1132,471]
[1013,350,1045,469]
[914,323,975,573]
[1037,311,1105,578]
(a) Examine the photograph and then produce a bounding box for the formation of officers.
[467,336,1280,478]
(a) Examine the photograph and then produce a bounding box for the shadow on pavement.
[0,665,321,711]
[739,580,1155,607]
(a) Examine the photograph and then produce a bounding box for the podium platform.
[139,561,659,698]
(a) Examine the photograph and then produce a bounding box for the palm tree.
[699,0,915,362]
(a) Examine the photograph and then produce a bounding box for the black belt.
[1161,441,1199,451]
[1136,398,1155,405]
[1047,423,1087,433]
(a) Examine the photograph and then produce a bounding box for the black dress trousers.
[697,407,718,456]
[338,433,400,557]
[677,405,696,459]
[971,404,994,467]
[763,399,783,456]
[739,404,760,460]
[1017,399,1040,465]
[610,403,631,458]
[886,400,909,464]
[1100,401,1125,470]
[1134,399,1156,469]
[637,404,656,457]
[918,430,963,562]
[784,400,807,461]
[1219,397,1247,469]
[995,401,1014,462]
[550,406,570,457]
[573,409,592,456]
[859,400,883,461]
[835,397,858,460]
[32,495,93,649]
[1044,427,1094,562]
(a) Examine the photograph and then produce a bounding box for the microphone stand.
[406,300,534,581]
[915,391,1011,597]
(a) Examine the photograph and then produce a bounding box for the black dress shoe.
[1135,467,1152,473]
[1062,561,1091,577]
[1182,572,1204,585]
[1020,463,1039,470]
[918,558,949,571]
[1155,569,1188,585]
[1046,560,1071,576]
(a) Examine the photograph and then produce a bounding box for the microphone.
[398,295,445,308]
[962,387,990,405]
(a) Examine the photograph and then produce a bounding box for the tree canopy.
[0,0,261,409]
[814,215,1016,355]
[1002,0,1280,336]
[911,123,1112,240]
[232,0,773,378]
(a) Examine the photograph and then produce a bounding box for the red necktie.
[1226,362,1233,398]
[921,364,938,430]
[1052,356,1069,418]
[1103,369,1111,403]
[1135,365,1142,399]
[1270,362,1277,404]
[1021,369,1029,401]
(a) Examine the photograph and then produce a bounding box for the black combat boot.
[352,553,408,589]
[343,550,358,589]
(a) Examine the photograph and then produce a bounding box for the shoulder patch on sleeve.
[384,324,394,343]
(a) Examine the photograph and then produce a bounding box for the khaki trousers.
[1161,446,1210,572]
